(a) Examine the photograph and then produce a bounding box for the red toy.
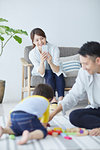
[48,129,62,135]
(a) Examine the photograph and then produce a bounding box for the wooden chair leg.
[21,65,24,100]
[27,66,31,96]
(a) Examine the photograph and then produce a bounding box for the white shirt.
[93,73,100,104]
[29,43,64,77]
[60,68,100,115]
[13,95,49,118]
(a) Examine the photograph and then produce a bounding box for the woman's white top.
[29,43,64,77]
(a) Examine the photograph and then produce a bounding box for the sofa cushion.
[28,75,76,88]
[25,76,76,89]
[60,54,81,77]
[31,76,45,86]
[64,76,77,88]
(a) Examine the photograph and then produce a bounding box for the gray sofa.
[24,46,79,88]
[21,45,88,105]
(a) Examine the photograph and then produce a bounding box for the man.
[49,41,100,136]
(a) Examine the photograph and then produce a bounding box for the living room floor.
[0,101,100,150]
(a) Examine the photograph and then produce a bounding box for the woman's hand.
[40,52,48,63]
[38,52,47,75]
[46,52,59,73]
[47,53,52,64]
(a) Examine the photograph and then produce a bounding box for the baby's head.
[32,84,54,102]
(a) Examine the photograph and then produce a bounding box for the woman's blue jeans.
[44,70,65,97]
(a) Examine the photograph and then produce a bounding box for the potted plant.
[0,18,28,103]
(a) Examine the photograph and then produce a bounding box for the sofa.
[21,46,81,99]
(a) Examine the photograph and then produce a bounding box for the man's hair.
[32,84,54,100]
[78,41,100,58]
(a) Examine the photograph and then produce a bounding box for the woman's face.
[33,34,46,50]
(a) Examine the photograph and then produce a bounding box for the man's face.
[80,55,100,74]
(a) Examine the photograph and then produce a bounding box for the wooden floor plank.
[0,107,100,150]
[55,136,81,150]
[72,136,100,150]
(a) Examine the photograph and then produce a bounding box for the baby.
[0,84,53,145]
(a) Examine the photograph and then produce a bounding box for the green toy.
[9,134,15,140]
[66,132,76,135]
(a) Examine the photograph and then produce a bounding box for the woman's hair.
[30,28,46,48]
[32,84,54,100]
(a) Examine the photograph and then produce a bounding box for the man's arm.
[6,114,12,127]
[49,104,62,121]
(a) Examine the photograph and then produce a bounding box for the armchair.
[21,46,79,99]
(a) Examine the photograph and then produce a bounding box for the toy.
[48,129,72,140]
[60,133,72,140]
[48,129,62,136]
[9,134,15,140]
[76,128,89,136]
[66,132,76,135]
[52,132,58,137]
[47,127,88,139]
[66,128,89,136]
[53,127,62,131]
[50,103,58,111]
[64,136,72,140]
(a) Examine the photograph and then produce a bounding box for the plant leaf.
[0,18,8,22]
[14,29,28,35]
[0,25,14,34]
[1,25,14,31]
[0,27,6,34]
[0,26,28,36]
[13,35,22,44]
[0,35,4,41]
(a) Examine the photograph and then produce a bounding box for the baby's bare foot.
[0,126,3,138]
[17,130,29,145]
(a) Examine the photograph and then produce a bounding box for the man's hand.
[89,128,100,136]
[49,112,55,121]
[49,104,63,122]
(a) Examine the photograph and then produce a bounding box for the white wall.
[0,0,100,102]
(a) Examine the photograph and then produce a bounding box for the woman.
[29,28,65,103]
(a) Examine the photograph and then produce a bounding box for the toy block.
[66,128,89,136]
[52,132,58,137]
[9,134,15,140]
[76,128,89,136]
[53,127,62,131]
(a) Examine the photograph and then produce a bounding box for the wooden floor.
[0,101,100,150]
